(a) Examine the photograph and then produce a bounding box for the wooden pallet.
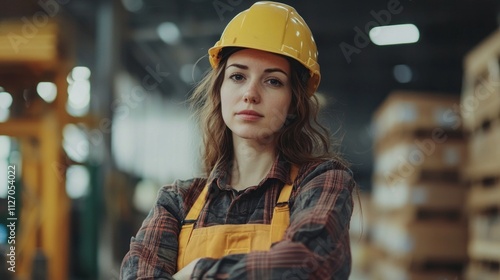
[373,91,462,142]
[461,74,500,134]
[375,126,464,157]
[469,212,500,263]
[349,191,372,239]
[465,120,500,179]
[351,238,373,274]
[466,260,500,280]
[469,211,500,238]
[374,166,462,188]
[372,249,465,280]
[461,29,500,133]
[374,138,466,181]
[372,219,468,263]
[373,179,467,214]
[469,239,500,263]
[467,175,500,211]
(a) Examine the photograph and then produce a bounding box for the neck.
[230,137,276,191]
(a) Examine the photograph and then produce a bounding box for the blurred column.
[92,0,125,278]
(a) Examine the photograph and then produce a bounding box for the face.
[220,48,292,143]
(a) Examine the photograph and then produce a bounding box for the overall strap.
[270,164,299,243]
[178,183,209,269]
[183,184,209,224]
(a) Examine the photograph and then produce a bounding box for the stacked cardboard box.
[461,29,500,280]
[371,91,468,280]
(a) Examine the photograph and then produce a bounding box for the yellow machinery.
[0,18,75,280]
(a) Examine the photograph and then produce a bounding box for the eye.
[266,78,284,87]
[229,73,245,82]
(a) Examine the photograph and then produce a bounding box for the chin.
[233,130,279,144]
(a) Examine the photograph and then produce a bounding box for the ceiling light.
[0,136,11,159]
[66,165,90,199]
[369,24,420,46]
[37,82,57,103]
[0,91,13,109]
[393,64,413,83]
[157,22,181,45]
[121,0,143,12]
[68,80,91,109]
[63,124,89,162]
[71,66,91,81]
[66,67,91,116]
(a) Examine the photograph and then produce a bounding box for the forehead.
[227,48,290,72]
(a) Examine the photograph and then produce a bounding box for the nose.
[243,82,260,104]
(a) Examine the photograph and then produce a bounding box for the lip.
[237,110,263,116]
[236,110,263,120]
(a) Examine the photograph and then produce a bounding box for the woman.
[121,2,355,279]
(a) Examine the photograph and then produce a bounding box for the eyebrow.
[226,63,289,77]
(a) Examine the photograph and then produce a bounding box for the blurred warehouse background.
[0,0,499,279]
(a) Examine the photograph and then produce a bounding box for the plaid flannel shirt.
[120,155,355,279]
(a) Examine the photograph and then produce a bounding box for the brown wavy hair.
[190,48,347,175]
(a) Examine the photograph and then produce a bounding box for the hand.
[173,258,201,280]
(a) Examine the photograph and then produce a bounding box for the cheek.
[220,90,232,124]
[268,96,291,129]
[220,98,229,123]
[279,93,293,116]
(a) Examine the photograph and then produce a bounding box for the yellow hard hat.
[208,1,320,96]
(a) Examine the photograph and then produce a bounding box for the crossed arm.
[120,165,354,280]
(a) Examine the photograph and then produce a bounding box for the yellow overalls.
[177,166,299,271]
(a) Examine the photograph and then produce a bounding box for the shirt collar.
[207,153,292,191]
